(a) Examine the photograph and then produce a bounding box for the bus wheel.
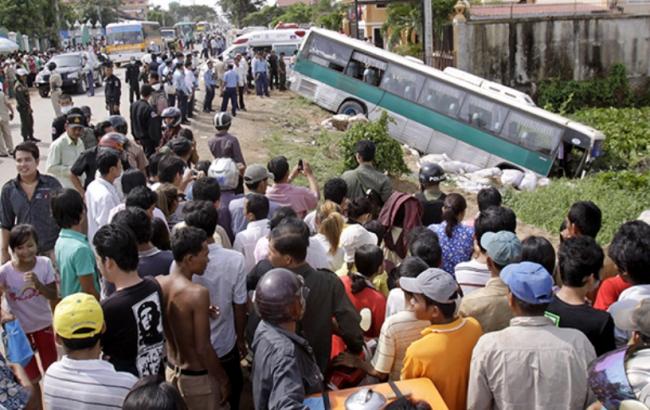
[338,101,365,116]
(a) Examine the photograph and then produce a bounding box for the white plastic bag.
[500,169,525,187]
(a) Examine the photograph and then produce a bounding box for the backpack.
[208,157,239,191]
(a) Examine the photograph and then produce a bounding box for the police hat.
[66,114,85,128]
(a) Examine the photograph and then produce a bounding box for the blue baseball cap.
[500,261,553,305]
[480,231,522,266]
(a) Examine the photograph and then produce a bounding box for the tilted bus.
[289,28,605,177]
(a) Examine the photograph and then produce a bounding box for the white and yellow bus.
[105,21,163,64]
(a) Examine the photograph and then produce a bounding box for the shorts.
[165,364,227,410]
[24,326,57,381]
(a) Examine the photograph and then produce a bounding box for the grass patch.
[504,171,650,244]
[264,129,346,186]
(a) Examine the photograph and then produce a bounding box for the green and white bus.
[289,28,605,176]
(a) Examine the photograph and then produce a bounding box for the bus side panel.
[402,120,435,153]
[389,98,553,175]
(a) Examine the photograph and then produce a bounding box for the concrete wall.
[455,13,650,89]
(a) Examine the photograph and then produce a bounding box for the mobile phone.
[298,159,303,170]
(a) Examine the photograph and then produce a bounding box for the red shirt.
[330,275,387,359]
[340,275,386,338]
[594,274,632,311]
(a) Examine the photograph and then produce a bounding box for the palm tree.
[382,1,422,50]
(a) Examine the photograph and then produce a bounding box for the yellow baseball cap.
[53,293,104,339]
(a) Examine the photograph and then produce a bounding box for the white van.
[220,29,306,61]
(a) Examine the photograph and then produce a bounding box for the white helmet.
[213,112,232,130]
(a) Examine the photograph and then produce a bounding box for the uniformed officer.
[14,69,39,143]
[48,62,63,117]
[104,64,122,116]
[125,57,141,104]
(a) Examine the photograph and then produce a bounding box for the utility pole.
[354,0,360,39]
[422,0,433,65]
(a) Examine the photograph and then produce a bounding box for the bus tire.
[338,100,365,116]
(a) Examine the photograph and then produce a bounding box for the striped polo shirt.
[43,356,138,409]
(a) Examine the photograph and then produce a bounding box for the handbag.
[2,320,34,367]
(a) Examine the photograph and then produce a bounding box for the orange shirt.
[401,317,483,410]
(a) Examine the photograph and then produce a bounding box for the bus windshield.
[107,26,144,45]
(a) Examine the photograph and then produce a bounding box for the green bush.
[504,171,650,244]
[340,111,410,176]
[537,64,633,113]
[570,107,650,170]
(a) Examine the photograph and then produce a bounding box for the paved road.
[1,68,135,186]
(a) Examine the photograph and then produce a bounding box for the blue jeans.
[255,72,268,96]
[220,87,238,115]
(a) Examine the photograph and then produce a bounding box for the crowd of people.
[0,42,648,410]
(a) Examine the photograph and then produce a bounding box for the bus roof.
[307,27,604,141]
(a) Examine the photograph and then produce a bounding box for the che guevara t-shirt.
[100,278,165,377]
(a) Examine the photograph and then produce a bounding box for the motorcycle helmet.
[213,112,232,130]
[254,268,308,324]
[99,132,129,152]
[107,115,128,135]
[419,162,446,184]
[161,107,182,128]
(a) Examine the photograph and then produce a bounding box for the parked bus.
[161,28,176,42]
[289,28,605,176]
[174,22,196,44]
[105,21,162,64]
[196,21,212,33]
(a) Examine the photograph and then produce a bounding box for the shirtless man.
[156,226,230,409]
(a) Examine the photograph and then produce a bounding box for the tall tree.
[219,0,263,28]
[241,5,283,27]
[0,0,47,37]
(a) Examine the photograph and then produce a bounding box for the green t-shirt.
[55,228,101,297]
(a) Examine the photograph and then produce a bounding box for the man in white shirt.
[234,54,248,111]
[233,194,270,273]
[43,293,137,409]
[85,149,122,243]
[183,201,247,410]
[184,61,197,120]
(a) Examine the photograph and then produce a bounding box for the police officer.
[415,162,447,226]
[130,84,156,156]
[48,62,63,117]
[14,69,39,142]
[251,268,323,410]
[125,57,141,104]
[104,64,122,115]
[220,63,239,116]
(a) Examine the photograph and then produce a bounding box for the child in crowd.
[429,193,474,274]
[0,224,58,408]
[454,206,517,295]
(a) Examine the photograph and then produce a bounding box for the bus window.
[344,51,387,86]
[380,64,425,102]
[418,77,466,117]
[459,94,508,133]
[107,26,144,45]
[501,111,562,156]
[304,34,352,72]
